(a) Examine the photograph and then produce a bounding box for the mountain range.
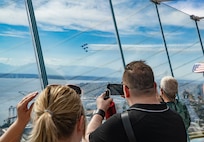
[0,62,121,81]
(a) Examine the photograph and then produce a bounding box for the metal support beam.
[109,0,126,69]
[25,0,48,89]
[190,15,204,56]
[151,0,174,77]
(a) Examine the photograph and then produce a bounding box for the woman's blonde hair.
[29,85,86,142]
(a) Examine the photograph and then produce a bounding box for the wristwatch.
[93,109,105,119]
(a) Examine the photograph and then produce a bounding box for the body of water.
[0,78,125,125]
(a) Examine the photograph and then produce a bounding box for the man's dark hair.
[122,60,154,90]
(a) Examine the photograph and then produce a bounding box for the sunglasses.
[67,84,82,95]
[47,84,82,96]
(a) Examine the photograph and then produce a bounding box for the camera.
[107,83,123,95]
[103,83,124,119]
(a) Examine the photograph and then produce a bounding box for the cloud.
[0,57,10,63]
[0,30,29,38]
[88,43,203,52]
[33,1,112,31]
[0,57,34,66]
[45,57,65,66]
[0,2,28,26]
[166,0,204,17]
[0,0,203,34]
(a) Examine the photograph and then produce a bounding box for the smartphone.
[107,83,123,95]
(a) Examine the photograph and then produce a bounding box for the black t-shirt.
[89,103,187,142]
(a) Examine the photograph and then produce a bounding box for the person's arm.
[83,92,113,142]
[0,92,38,142]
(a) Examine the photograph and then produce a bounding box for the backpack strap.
[121,111,137,142]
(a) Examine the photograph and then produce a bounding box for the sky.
[167,0,204,17]
[0,0,203,80]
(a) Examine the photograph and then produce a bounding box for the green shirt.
[167,99,191,129]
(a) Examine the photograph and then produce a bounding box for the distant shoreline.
[0,73,203,84]
[0,73,120,81]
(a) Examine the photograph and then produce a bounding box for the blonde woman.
[29,85,86,142]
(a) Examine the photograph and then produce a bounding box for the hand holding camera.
[104,83,123,119]
[95,83,123,120]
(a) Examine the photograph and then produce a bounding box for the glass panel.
[112,0,172,78]
[32,0,126,121]
[0,0,204,141]
[159,3,204,140]
[113,0,204,140]
[0,0,41,128]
